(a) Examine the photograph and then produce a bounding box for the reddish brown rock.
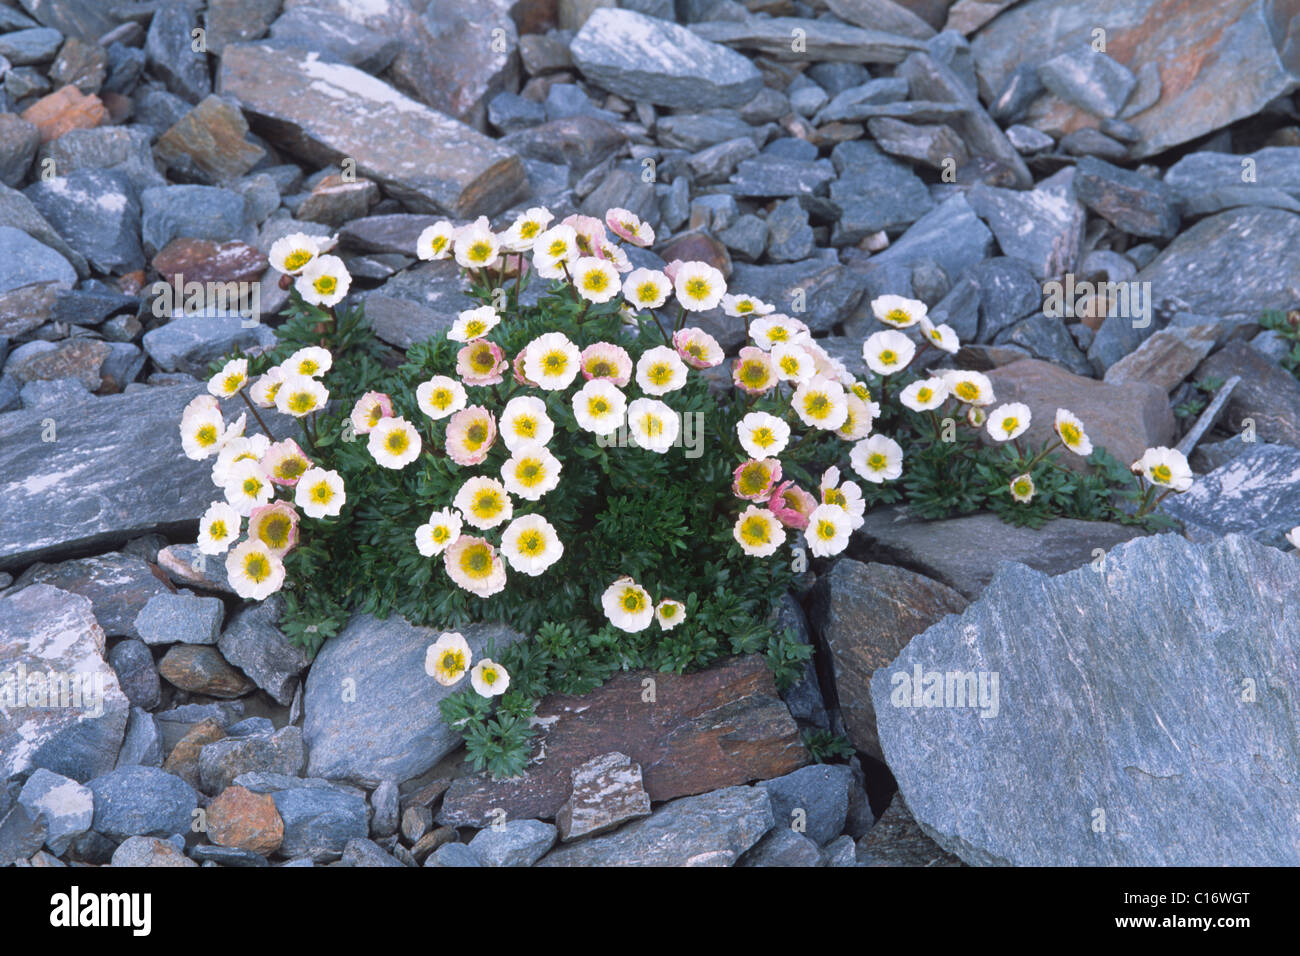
[163,717,228,790]
[21,85,108,143]
[159,646,255,699]
[437,654,808,828]
[207,785,284,856]
[6,339,112,391]
[409,826,457,863]
[658,231,733,279]
[809,560,968,761]
[0,282,64,337]
[152,238,266,285]
[154,95,267,183]
[296,174,380,227]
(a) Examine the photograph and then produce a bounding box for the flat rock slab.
[12,552,173,639]
[691,17,927,64]
[1164,442,1300,550]
[871,533,1300,865]
[0,385,213,571]
[303,614,526,786]
[1194,341,1300,449]
[1,584,130,784]
[218,44,526,218]
[855,506,1148,600]
[437,654,808,828]
[971,0,1300,160]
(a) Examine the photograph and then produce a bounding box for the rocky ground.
[3,0,1300,867]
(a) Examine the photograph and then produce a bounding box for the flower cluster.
[424,631,510,698]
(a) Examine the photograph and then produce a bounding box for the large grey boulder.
[872,534,1300,866]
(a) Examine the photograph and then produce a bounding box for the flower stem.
[239,390,273,439]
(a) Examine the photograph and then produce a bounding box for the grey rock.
[0,585,130,783]
[19,376,91,409]
[1004,123,1054,153]
[1002,314,1093,376]
[133,592,224,647]
[689,193,738,231]
[727,249,864,335]
[116,707,163,769]
[488,91,547,134]
[265,6,400,73]
[737,826,823,866]
[690,17,926,64]
[0,114,39,187]
[860,194,992,283]
[545,82,619,124]
[725,157,836,198]
[769,592,828,730]
[756,764,853,846]
[271,785,368,862]
[190,843,270,866]
[1164,443,1300,549]
[107,639,160,710]
[1037,45,1135,119]
[0,804,47,865]
[829,142,932,240]
[789,82,828,118]
[369,780,398,839]
[0,226,75,295]
[400,805,430,843]
[139,185,249,256]
[814,77,909,124]
[425,842,481,867]
[764,197,814,262]
[821,833,859,867]
[0,182,89,277]
[967,168,1084,279]
[145,2,211,103]
[468,819,557,866]
[538,786,774,867]
[555,751,652,841]
[303,614,526,786]
[1059,128,1128,161]
[217,597,309,706]
[142,315,276,374]
[659,175,690,230]
[360,289,460,350]
[341,837,406,867]
[0,27,61,66]
[989,64,1043,124]
[18,768,93,855]
[500,115,626,177]
[571,9,763,110]
[1164,147,1300,206]
[1073,156,1179,239]
[716,214,767,262]
[111,834,198,866]
[199,726,305,795]
[88,765,198,842]
[872,534,1300,865]
[807,62,871,97]
[1250,329,1294,365]
[855,792,961,866]
[867,117,968,170]
[687,136,757,186]
[37,126,165,196]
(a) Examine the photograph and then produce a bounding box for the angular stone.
[342,837,405,867]
[140,184,250,255]
[764,197,814,262]
[207,784,283,855]
[152,237,265,286]
[1194,341,1300,449]
[5,338,110,391]
[88,765,198,842]
[144,2,211,103]
[725,157,836,198]
[0,282,61,337]
[855,792,962,866]
[0,226,76,295]
[438,655,807,828]
[36,125,165,195]
[199,726,304,795]
[0,585,130,782]
[692,17,926,64]
[967,168,1083,280]
[159,645,254,699]
[219,43,526,218]
[107,639,160,710]
[737,826,823,866]
[50,37,108,94]
[133,592,224,647]
[111,834,197,866]
[217,597,309,707]
[116,707,163,769]
[1037,45,1135,119]
[872,534,1300,865]
[467,819,557,866]
[809,560,967,760]
[971,0,1300,160]
[155,95,266,184]
[162,717,227,790]
[729,250,863,335]
[0,114,39,187]
[1072,156,1179,240]
[272,785,368,862]
[867,117,967,170]
[755,764,853,846]
[203,0,281,53]
[426,842,480,867]
[265,4,401,73]
[0,385,214,571]
[500,115,626,176]
[156,543,236,596]
[538,785,774,866]
[861,193,993,283]
[18,768,93,855]
[824,0,936,39]
[1103,324,1217,391]
[556,751,652,842]
[296,174,379,228]
[303,615,526,786]
[571,9,762,110]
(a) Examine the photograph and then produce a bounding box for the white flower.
[736,411,790,458]
[601,577,654,632]
[721,294,774,318]
[805,504,851,557]
[211,434,269,488]
[836,394,877,441]
[672,261,726,312]
[606,207,655,246]
[444,536,507,598]
[792,377,849,431]
[454,476,513,529]
[899,377,949,412]
[872,294,927,329]
[941,369,995,406]
[225,540,285,601]
[863,330,916,376]
[248,366,287,409]
[180,395,228,460]
[284,346,332,378]
[733,505,786,557]
[1009,473,1036,504]
[417,375,467,421]
[415,508,463,557]
[655,599,686,630]
[626,397,679,453]
[502,207,554,252]
[295,254,350,306]
[275,373,328,418]
[416,221,457,260]
[425,632,472,686]
[1134,446,1194,492]
[449,306,500,342]
[523,331,581,391]
[470,659,511,697]
[820,466,865,530]
[501,441,562,501]
[635,345,688,396]
[454,216,500,270]
[850,434,903,483]
[223,459,274,515]
[918,316,960,353]
[572,256,620,303]
[622,268,671,309]
[207,357,248,398]
[749,314,809,351]
[572,379,626,435]
[500,395,554,449]
[197,501,242,555]
[1054,408,1093,456]
[986,402,1031,441]
[771,342,815,384]
[532,224,579,278]
[295,467,345,519]
[269,232,320,275]
[500,514,564,576]
[368,416,422,469]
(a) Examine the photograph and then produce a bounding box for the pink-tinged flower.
[247,500,299,557]
[673,327,724,369]
[598,241,632,273]
[662,259,683,283]
[512,349,538,386]
[579,342,632,386]
[263,438,313,487]
[457,339,507,386]
[445,405,497,466]
[733,458,783,502]
[350,392,393,435]
[605,207,655,247]
[767,480,817,530]
[444,535,507,598]
[732,346,776,395]
[561,214,607,256]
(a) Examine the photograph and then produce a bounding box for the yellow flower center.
[244,553,270,582]
[223,374,243,392]
[466,422,487,445]
[752,427,774,448]
[583,270,609,292]
[636,282,658,303]
[469,241,492,262]
[472,490,502,518]
[260,515,291,548]
[648,363,673,386]
[462,545,492,577]
[197,424,218,447]
[738,464,769,496]
[824,488,845,506]
[879,349,897,365]
[621,589,645,612]
[868,453,887,471]
[464,320,486,338]
[312,482,332,503]
[1001,417,1019,433]
[299,359,319,375]
[209,520,227,540]
[816,519,836,540]
[521,222,540,239]
[284,249,312,271]
[547,239,567,257]
[887,308,909,324]
[954,382,978,401]
[1060,422,1081,445]
[518,531,543,555]
[1150,464,1172,483]
[741,516,770,545]
[386,430,409,453]
[289,391,315,414]
[313,275,336,295]
[684,277,710,300]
